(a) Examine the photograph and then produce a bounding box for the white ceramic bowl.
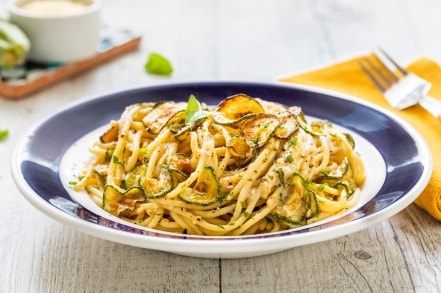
[9,0,101,63]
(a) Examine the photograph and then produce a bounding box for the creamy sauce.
[19,0,89,16]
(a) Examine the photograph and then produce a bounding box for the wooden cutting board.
[0,26,141,99]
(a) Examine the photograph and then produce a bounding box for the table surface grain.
[1,0,441,292]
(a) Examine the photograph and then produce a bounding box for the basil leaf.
[145,52,173,76]
[189,111,207,123]
[0,129,9,141]
[185,94,200,123]
[185,94,206,124]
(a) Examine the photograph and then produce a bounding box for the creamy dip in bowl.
[9,0,101,63]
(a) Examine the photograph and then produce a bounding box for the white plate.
[11,81,432,258]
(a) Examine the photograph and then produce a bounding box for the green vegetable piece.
[315,157,349,182]
[0,19,30,68]
[185,94,200,122]
[143,102,184,134]
[123,164,147,189]
[178,166,221,206]
[274,111,299,139]
[140,166,173,199]
[241,113,280,148]
[215,93,264,120]
[271,173,318,228]
[145,52,173,76]
[296,113,326,137]
[166,110,186,133]
[185,94,206,124]
[103,185,145,216]
[173,116,207,139]
[0,129,9,141]
[227,135,254,160]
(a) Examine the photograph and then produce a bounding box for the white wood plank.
[220,206,441,293]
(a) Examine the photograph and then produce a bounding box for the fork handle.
[419,95,441,122]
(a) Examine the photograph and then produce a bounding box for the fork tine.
[359,54,403,92]
[369,56,398,86]
[377,48,408,76]
[359,59,387,92]
[372,53,401,83]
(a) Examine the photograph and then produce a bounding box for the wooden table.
[1,0,440,291]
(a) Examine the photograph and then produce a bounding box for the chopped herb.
[145,52,173,76]
[68,181,77,186]
[140,147,148,154]
[105,148,113,161]
[242,211,250,217]
[289,137,297,146]
[112,155,122,165]
[285,154,294,163]
[278,192,285,201]
[276,168,285,186]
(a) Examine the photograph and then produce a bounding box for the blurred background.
[2,0,440,87]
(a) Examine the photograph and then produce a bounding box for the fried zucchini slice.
[100,125,119,143]
[271,173,318,228]
[103,185,145,216]
[123,164,147,189]
[165,110,186,134]
[296,112,327,136]
[140,166,173,199]
[215,93,264,120]
[241,113,280,148]
[143,102,184,134]
[274,111,299,139]
[178,166,221,206]
[212,112,257,126]
[227,135,254,158]
[173,115,207,138]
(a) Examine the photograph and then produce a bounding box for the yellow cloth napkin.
[279,55,441,221]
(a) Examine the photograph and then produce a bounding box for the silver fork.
[359,48,441,122]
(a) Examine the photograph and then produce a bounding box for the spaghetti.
[74,93,366,236]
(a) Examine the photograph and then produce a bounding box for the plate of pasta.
[12,81,431,258]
